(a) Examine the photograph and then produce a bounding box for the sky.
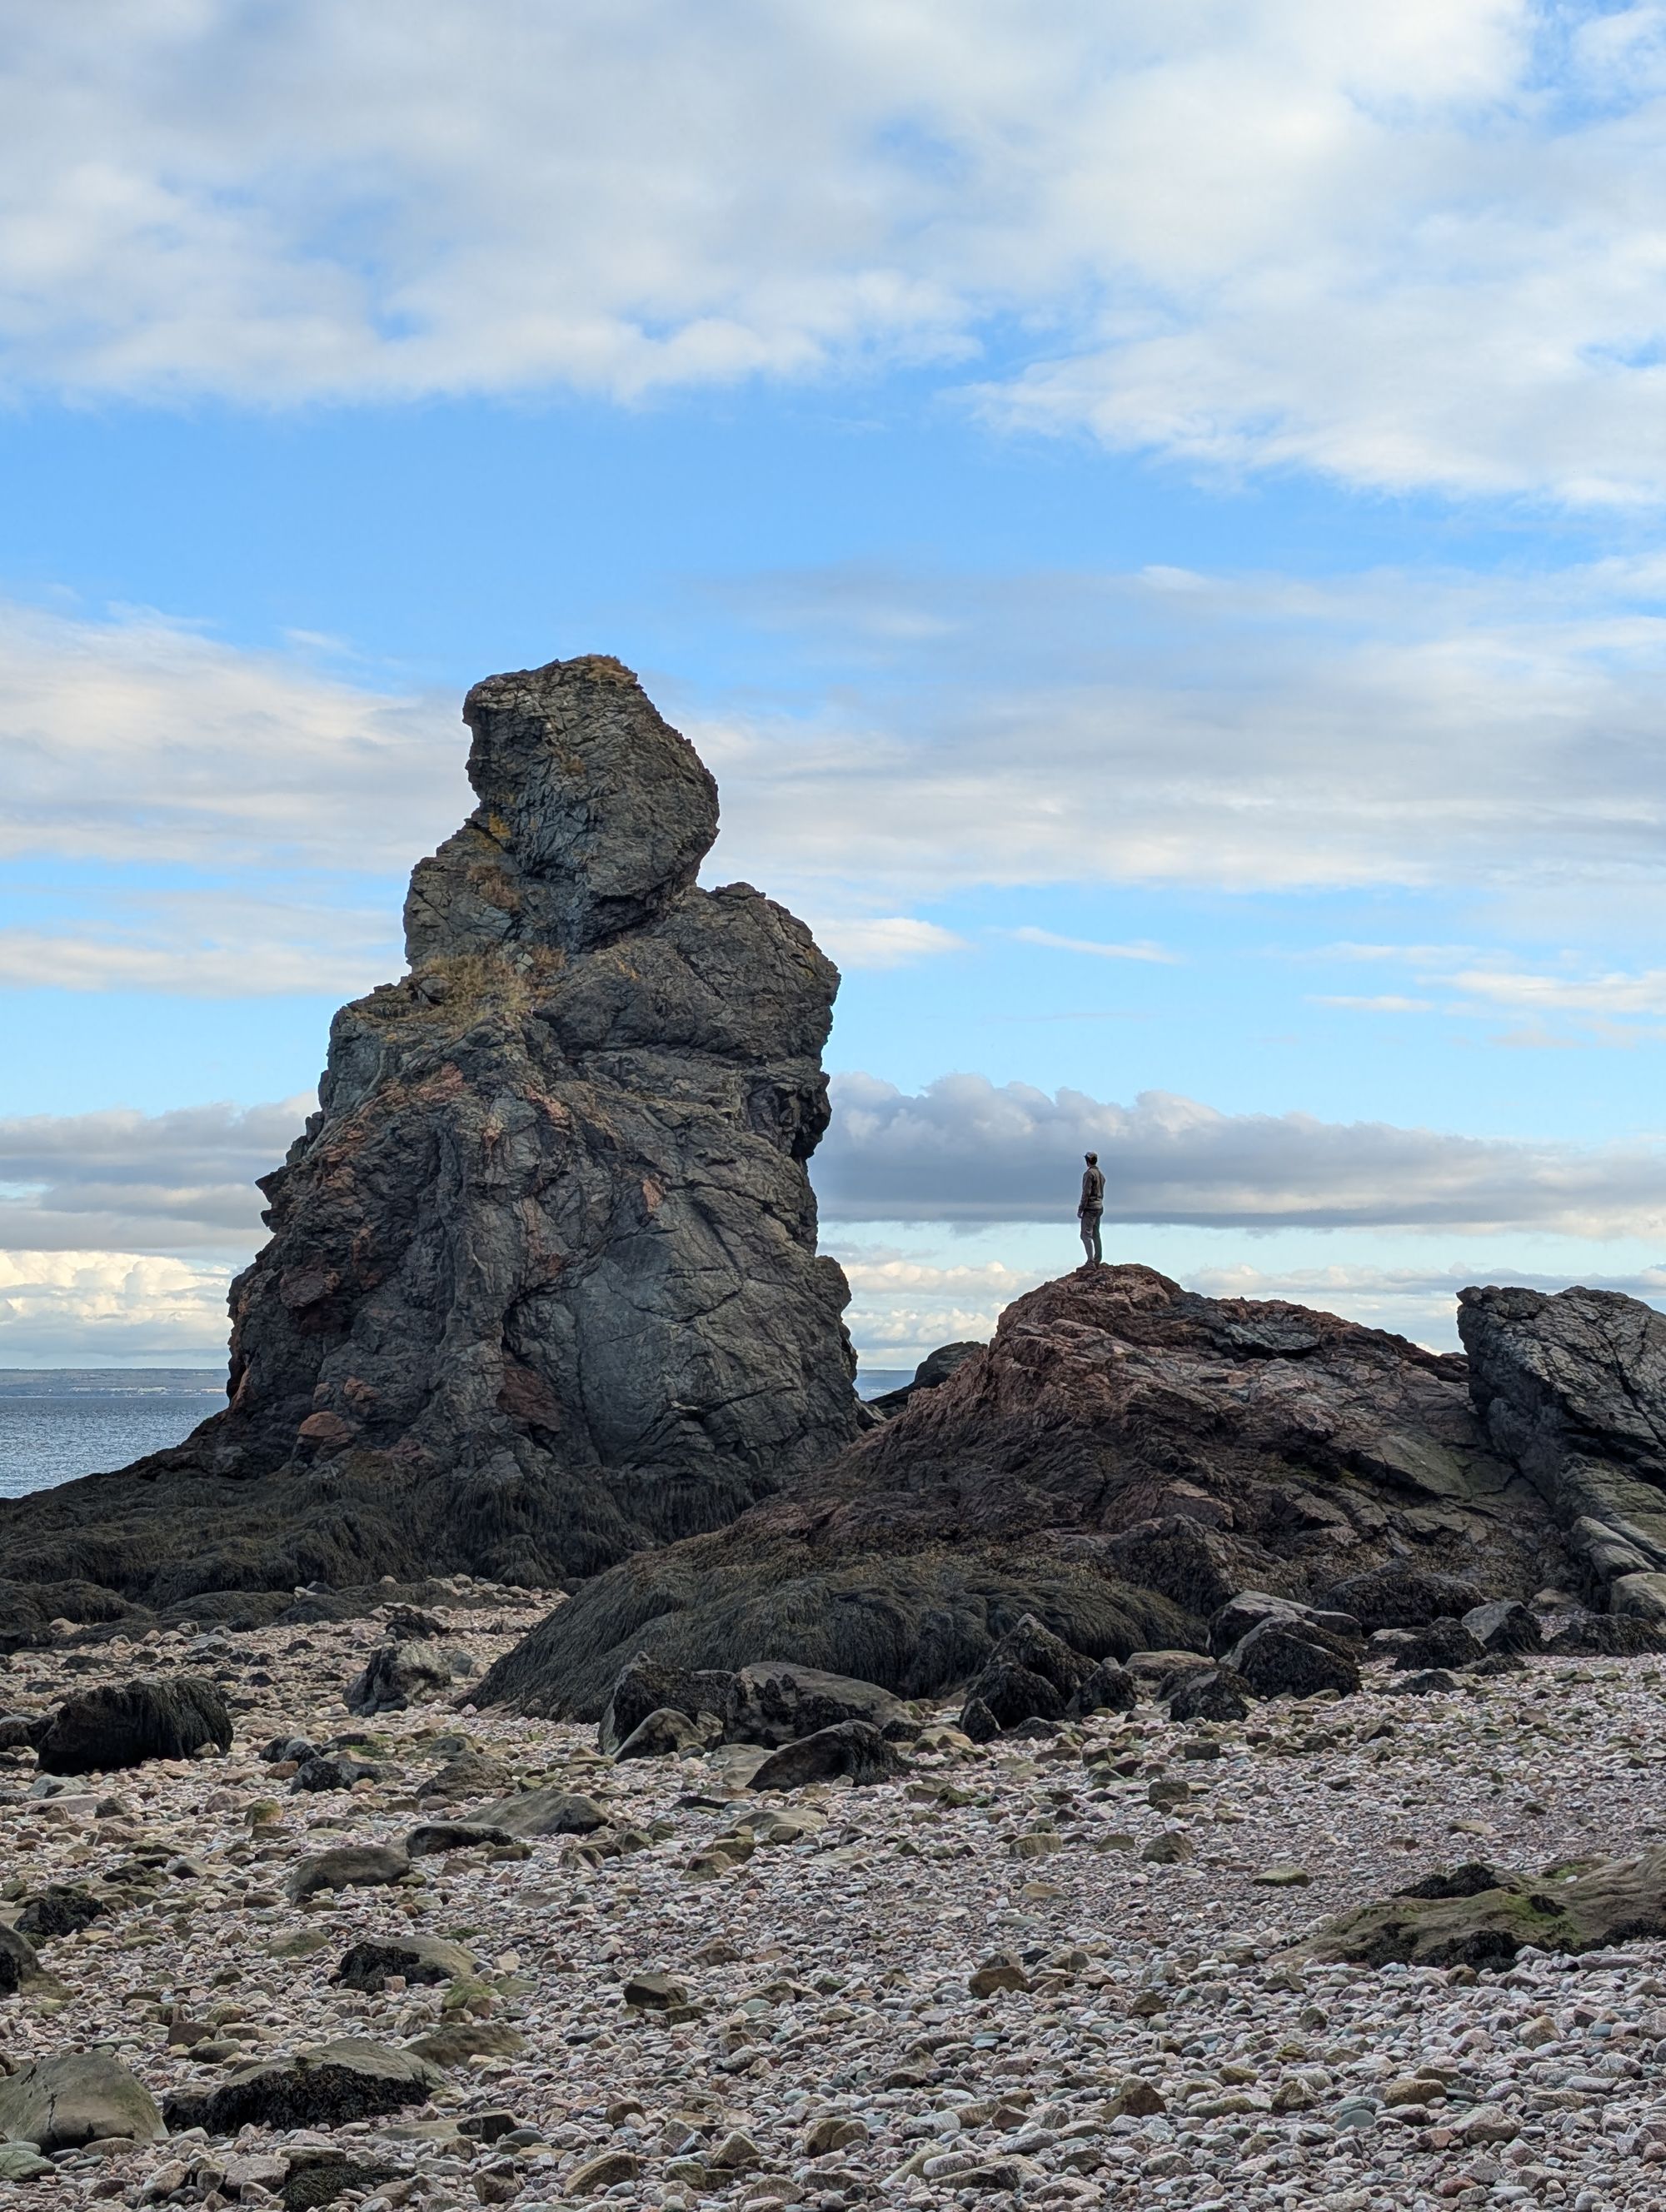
[7,1,1666,1368]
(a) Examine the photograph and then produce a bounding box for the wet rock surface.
[482,1264,1575,1719]
[0,655,856,1643]
[2,1582,1666,2211]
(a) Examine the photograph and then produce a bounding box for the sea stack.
[217,655,859,1552]
[0,655,858,1624]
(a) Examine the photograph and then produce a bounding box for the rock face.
[0,657,856,1629]
[480,1263,1566,1716]
[1459,1284,1666,1622]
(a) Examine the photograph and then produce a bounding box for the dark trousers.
[1079,1212,1102,1264]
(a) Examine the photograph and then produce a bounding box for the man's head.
[1085,1151,1098,1165]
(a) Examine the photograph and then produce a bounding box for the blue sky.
[7,2,1666,1365]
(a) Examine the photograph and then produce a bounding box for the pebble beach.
[4,1590,1666,2212]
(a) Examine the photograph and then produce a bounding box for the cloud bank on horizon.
[5,3,1666,1366]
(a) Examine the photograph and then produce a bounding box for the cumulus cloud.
[815,1072,1666,1235]
[8,6,1666,501]
[0,1252,232,1363]
[0,1099,308,1253]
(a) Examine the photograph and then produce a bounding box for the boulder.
[405,1820,516,1857]
[34,1675,232,1774]
[0,2052,163,2149]
[865,1341,983,1417]
[1067,1657,1138,1717]
[1209,1590,1361,1658]
[1294,1849,1666,1969]
[162,2038,440,2134]
[746,1720,905,1791]
[466,1787,606,1838]
[0,1923,42,1995]
[287,1844,410,1903]
[957,1616,1095,1736]
[1463,1599,1544,1657]
[1103,1517,1254,1617]
[415,1751,514,1803]
[1166,1665,1251,1723]
[292,1753,382,1793]
[723,1661,915,1746]
[615,1706,713,1760]
[1225,1618,1359,1700]
[404,2022,527,2069]
[1542,1612,1666,1658]
[344,1641,456,1716]
[1390,1617,1485,1671]
[1315,1567,1486,1632]
[598,1652,733,1756]
[334,1936,476,1990]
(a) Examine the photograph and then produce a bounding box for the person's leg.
[1079,1218,1094,1265]
[1089,1215,1103,1265]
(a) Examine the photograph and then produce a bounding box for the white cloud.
[811,917,967,969]
[8,5,1666,499]
[816,1071,1666,1235]
[701,556,1666,904]
[1,600,461,874]
[1010,928,1180,964]
[0,1251,232,1362]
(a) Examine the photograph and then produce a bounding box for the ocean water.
[0,1365,918,1501]
[0,1372,225,1500]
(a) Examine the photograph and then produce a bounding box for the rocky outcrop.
[34,1675,232,1775]
[1459,1284,1666,1622]
[0,657,856,1635]
[480,1263,1568,1716]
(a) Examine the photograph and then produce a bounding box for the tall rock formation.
[0,656,858,1620]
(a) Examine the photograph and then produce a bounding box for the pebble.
[2,1593,1666,2210]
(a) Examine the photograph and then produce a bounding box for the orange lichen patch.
[297,1409,357,1448]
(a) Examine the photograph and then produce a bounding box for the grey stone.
[1462,1598,1544,1656]
[723,1660,914,1746]
[746,1719,905,1791]
[0,2051,163,2149]
[1225,1617,1360,1699]
[467,1787,606,1837]
[334,1936,476,1990]
[344,1640,456,1716]
[286,1843,410,1902]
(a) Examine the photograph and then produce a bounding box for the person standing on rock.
[1077,1151,1105,1267]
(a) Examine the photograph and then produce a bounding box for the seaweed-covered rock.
[1391,1617,1486,1671]
[162,2038,440,2134]
[14,1884,106,1940]
[1068,1657,1138,1717]
[334,1936,476,1991]
[0,1923,42,1995]
[1315,1567,1488,1632]
[1225,1617,1360,1700]
[598,1652,733,1756]
[1209,1590,1360,1658]
[287,1844,410,1903]
[1293,1850,1666,1969]
[1166,1665,1251,1723]
[34,1675,232,1775]
[958,1615,1094,1736]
